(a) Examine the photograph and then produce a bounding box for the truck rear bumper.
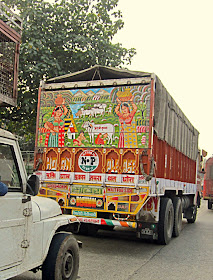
[77,217,137,229]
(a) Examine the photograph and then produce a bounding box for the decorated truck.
[0,3,80,280]
[35,65,200,244]
[203,156,213,209]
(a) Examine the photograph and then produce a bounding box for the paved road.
[11,200,213,280]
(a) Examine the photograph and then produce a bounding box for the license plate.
[72,210,97,218]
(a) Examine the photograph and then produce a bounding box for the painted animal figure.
[75,110,82,118]
[94,103,107,112]
[80,108,94,117]
[91,107,105,117]
[82,121,115,144]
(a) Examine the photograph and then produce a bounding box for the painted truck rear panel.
[35,66,199,235]
[36,80,152,220]
[36,84,151,149]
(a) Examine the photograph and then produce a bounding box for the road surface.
[11,200,213,280]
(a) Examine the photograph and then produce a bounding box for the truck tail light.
[39,188,46,195]
[131,195,140,202]
[111,196,129,201]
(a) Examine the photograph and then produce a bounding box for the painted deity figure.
[44,95,68,147]
[115,95,138,148]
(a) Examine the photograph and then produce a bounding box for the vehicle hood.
[32,196,62,222]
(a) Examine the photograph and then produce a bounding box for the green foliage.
[0,0,136,150]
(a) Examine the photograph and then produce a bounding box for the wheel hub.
[62,251,73,279]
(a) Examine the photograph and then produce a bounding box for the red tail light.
[131,195,140,202]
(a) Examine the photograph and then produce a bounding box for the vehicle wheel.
[158,197,174,245]
[42,233,79,280]
[172,197,182,237]
[208,200,212,210]
[197,192,201,208]
[187,205,197,223]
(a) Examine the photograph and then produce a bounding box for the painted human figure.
[44,97,68,147]
[73,131,86,146]
[95,133,108,145]
[115,96,138,148]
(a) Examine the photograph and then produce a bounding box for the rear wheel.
[187,205,197,223]
[208,200,212,210]
[172,197,182,237]
[42,233,79,280]
[158,198,174,245]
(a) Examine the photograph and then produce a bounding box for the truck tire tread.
[208,200,212,210]
[172,197,182,237]
[158,197,174,245]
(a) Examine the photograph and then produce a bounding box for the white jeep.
[0,129,80,280]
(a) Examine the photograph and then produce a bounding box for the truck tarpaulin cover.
[46,65,199,161]
[154,76,199,161]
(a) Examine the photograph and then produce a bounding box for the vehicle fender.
[41,215,79,263]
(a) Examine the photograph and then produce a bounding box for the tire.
[172,197,182,237]
[197,192,201,208]
[208,200,212,210]
[158,198,174,245]
[42,233,79,280]
[187,206,197,223]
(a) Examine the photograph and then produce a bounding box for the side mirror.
[26,174,39,196]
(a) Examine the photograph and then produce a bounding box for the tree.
[0,0,136,150]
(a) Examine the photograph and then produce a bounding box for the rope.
[139,153,155,181]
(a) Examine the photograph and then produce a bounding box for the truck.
[35,65,200,245]
[0,3,80,279]
[203,156,213,209]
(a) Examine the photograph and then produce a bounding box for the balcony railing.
[0,3,22,107]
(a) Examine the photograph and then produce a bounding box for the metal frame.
[0,3,22,107]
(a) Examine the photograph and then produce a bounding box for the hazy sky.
[113,0,213,158]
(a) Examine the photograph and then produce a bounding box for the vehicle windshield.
[0,143,22,190]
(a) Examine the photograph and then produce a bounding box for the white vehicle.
[0,129,80,280]
[0,4,80,279]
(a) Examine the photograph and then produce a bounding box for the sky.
[113,0,213,158]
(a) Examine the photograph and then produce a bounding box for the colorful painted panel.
[37,85,151,149]
[71,185,104,195]
[68,196,104,209]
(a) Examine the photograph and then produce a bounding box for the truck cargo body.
[35,65,199,244]
[203,157,213,209]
